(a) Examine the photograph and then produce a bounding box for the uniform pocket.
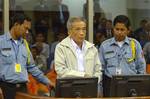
[105,52,117,67]
[1,49,13,64]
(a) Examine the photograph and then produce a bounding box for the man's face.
[22,20,31,39]
[69,21,86,45]
[113,23,129,41]
[15,20,31,39]
[106,21,112,30]
[36,33,44,42]
[145,23,150,32]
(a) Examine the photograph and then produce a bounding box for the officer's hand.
[50,81,55,87]
[47,81,55,91]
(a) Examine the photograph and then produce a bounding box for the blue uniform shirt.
[99,37,146,77]
[0,32,50,85]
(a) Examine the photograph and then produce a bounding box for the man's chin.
[115,37,125,41]
[80,38,84,42]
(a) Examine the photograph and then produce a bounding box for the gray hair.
[67,16,86,30]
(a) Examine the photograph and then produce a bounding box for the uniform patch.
[105,51,114,54]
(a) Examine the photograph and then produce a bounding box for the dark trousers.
[102,74,111,97]
[0,81,27,99]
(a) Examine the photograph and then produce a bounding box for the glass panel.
[0,0,3,35]
[93,0,150,50]
[9,0,87,42]
[9,0,87,96]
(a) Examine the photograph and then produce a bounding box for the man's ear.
[127,26,132,35]
[68,30,72,36]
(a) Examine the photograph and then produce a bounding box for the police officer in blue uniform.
[99,15,146,96]
[0,13,54,99]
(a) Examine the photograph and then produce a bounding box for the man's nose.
[79,30,85,35]
[117,30,122,34]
